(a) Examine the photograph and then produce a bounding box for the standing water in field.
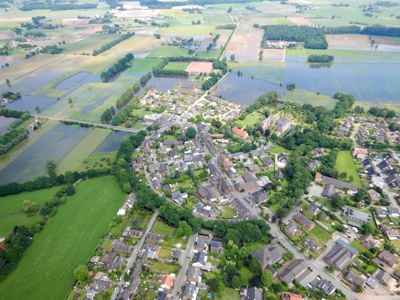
[54,72,91,90]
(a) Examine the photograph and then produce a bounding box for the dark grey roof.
[279,259,307,283]
[246,287,263,300]
[210,240,223,251]
[251,245,282,267]
[187,266,201,280]
[303,238,320,252]
[345,271,365,286]
[322,183,335,198]
[317,279,336,295]
[182,282,196,298]
[157,291,168,300]
[192,251,206,266]
[321,175,358,191]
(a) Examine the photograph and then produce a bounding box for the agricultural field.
[223,24,264,62]
[147,45,192,58]
[164,62,190,71]
[203,14,232,24]
[56,128,111,174]
[262,49,285,62]
[0,186,61,237]
[0,124,90,184]
[62,33,120,55]
[335,151,362,188]
[0,176,127,300]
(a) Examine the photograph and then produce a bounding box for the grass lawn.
[164,62,190,71]
[0,186,61,237]
[158,247,172,259]
[307,225,332,246]
[216,288,240,300]
[269,201,281,214]
[393,240,400,249]
[270,145,287,154]
[153,221,174,236]
[280,89,337,110]
[150,262,177,274]
[131,210,152,230]
[237,267,254,286]
[147,46,192,58]
[265,292,278,300]
[335,151,362,188]
[0,176,127,300]
[273,18,296,25]
[219,204,237,219]
[160,231,188,250]
[242,242,264,253]
[350,241,367,253]
[236,111,264,127]
[196,51,220,59]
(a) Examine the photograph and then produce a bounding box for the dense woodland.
[20,2,97,11]
[324,24,400,37]
[261,25,328,49]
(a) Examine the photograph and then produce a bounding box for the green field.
[235,111,264,127]
[158,247,172,259]
[216,287,240,300]
[148,46,192,58]
[203,14,232,24]
[307,225,332,246]
[150,262,177,273]
[280,89,338,109]
[153,221,174,236]
[350,241,368,253]
[270,145,287,154]
[195,51,221,59]
[62,34,119,55]
[0,186,61,237]
[335,151,362,188]
[0,176,127,300]
[273,18,295,25]
[164,62,190,71]
[219,204,237,219]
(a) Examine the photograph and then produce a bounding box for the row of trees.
[368,106,396,118]
[323,24,400,37]
[202,74,220,90]
[92,32,135,56]
[100,106,115,123]
[20,3,97,11]
[261,25,328,49]
[307,54,334,63]
[140,72,152,84]
[245,91,279,113]
[0,129,28,155]
[99,53,134,81]
[215,24,237,30]
[116,89,132,107]
[111,97,139,126]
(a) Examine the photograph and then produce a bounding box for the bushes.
[0,129,28,154]
[116,89,132,107]
[202,75,220,90]
[93,32,135,56]
[307,55,334,63]
[140,72,152,84]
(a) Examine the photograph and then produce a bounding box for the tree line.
[202,74,220,90]
[100,106,115,123]
[368,106,396,118]
[116,89,132,107]
[307,54,334,63]
[261,25,328,49]
[20,2,97,11]
[100,53,134,81]
[153,58,188,76]
[93,32,135,56]
[111,97,139,126]
[140,72,152,84]
[323,24,400,37]
[0,128,28,155]
[0,108,28,118]
[215,24,237,30]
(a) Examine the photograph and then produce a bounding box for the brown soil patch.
[373,36,400,46]
[0,31,15,40]
[186,61,213,73]
[262,49,285,62]
[62,18,90,27]
[215,33,229,48]
[99,34,162,57]
[288,18,313,26]
[326,34,370,50]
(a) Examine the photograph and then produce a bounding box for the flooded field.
[54,72,91,90]
[0,124,89,184]
[0,116,18,135]
[214,74,286,105]
[91,131,131,154]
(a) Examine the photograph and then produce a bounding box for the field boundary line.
[220,22,240,61]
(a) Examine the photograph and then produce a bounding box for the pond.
[91,131,131,154]
[0,124,89,184]
[0,116,18,135]
[137,75,191,96]
[214,75,287,105]
[54,72,91,90]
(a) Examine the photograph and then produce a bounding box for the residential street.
[111,210,159,300]
[171,234,197,298]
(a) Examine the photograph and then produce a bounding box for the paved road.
[32,114,141,133]
[171,234,197,298]
[111,210,159,300]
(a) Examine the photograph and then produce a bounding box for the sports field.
[334,151,362,188]
[0,176,127,300]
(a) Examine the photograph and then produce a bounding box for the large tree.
[22,200,38,214]
[186,126,197,139]
[261,269,273,287]
[74,265,88,282]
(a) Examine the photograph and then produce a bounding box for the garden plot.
[223,24,264,61]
